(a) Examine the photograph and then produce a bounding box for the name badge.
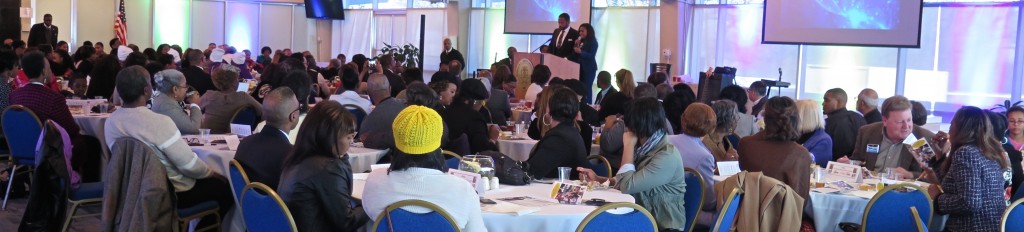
[866,144,880,153]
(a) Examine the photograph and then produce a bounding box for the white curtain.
[332,10,375,60]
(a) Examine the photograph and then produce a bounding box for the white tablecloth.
[497,139,600,161]
[190,140,387,232]
[352,180,635,232]
[73,113,111,161]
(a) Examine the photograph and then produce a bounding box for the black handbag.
[478,151,531,185]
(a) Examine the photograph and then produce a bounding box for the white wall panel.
[259,4,293,53]
[191,1,225,47]
[226,2,260,54]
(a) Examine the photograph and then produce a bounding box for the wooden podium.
[511,52,580,99]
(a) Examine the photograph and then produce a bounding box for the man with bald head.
[359,73,406,150]
[234,87,300,190]
[823,88,867,160]
[858,88,881,124]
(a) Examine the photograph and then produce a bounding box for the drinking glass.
[199,129,212,146]
[557,167,571,183]
[98,103,109,114]
[459,155,496,178]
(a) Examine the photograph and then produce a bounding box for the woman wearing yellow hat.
[362,105,486,232]
[277,101,369,231]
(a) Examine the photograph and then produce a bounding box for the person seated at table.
[362,106,485,232]
[578,97,687,231]
[524,65,550,102]
[0,50,16,111]
[487,64,513,126]
[718,85,759,137]
[737,96,811,200]
[599,83,671,172]
[328,69,372,114]
[441,79,499,155]
[151,69,203,135]
[526,87,588,179]
[922,106,1009,231]
[667,103,717,228]
[704,100,740,162]
[278,101,369,231]
[527,85,594,152]
[662,89,697,135]
[359,74,404,150]
[840,95,934,179]
[564,79,600,127]
[598,69,636,121]
[104,65,233,224]
[63,76,88,99]
[234,87,300,190]
[199,64,262,134]
[1002,106,1024,196]
[256,69,313,144]
[11,51,81,139]
[795,99,833,167]
[429,76,458,109]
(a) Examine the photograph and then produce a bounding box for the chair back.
[712,188,743,232]
[576,202,657,232]
[231,106,260,131]
[910,206,929,232]
[586,155,612,178]
[447,134,471,157]
[3,105,43,163]
[372,199,460,232]
[860,184,932,232]
[241,182,298,232]
[1013,181,1024,202]
[683,168,705,232]
[229,160,252,206]
[341,104,367,130]
[1003,198,1024,231]
[442,150,462,171]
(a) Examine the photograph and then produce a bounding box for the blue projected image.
[789,0,901,30]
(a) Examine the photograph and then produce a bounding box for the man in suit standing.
[234,87,300,190]
[440,38,465,74]
[840,95,934,179]
[27,14,58,48]
[548,13,579,62]
[182,51,216,95]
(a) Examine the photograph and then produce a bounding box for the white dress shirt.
[524,83,544,102]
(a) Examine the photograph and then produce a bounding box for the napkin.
[353,173,370,180]
[224,135,240,151]
[483,201,541,216]
[230,124,253,137]
[716,161,741,177]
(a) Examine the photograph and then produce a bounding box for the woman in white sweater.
[104,66,233,224]
[362,106,486,232]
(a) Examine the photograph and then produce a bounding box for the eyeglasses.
[183,137,200,145]
[1010,120,1024,125]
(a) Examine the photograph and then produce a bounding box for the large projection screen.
[763,0,924,48]
[505,0,592,34]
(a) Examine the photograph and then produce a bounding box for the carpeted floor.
[0,163,103,231]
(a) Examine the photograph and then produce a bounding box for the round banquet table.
[497,139,600,161]
[352,179,635,232]
[189,138,388,232]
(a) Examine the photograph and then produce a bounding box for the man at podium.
[548,13,579,62]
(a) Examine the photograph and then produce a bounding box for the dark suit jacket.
[442,102,497,154]
[863,109,882,124]
[234,126,293,190]
[28,23,58,47]
[594,87,617,105]
[182,65,216,95]
[850,122,934,174]
[548,27,579,61]
[382,69,405,98]
[751,97,767,116]
[825,108,866,159]
[440,49,466,69]
[487,89,512,126]
[527,122,588,179]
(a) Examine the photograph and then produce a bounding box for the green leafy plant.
[377,43,420,68]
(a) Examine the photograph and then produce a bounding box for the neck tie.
[556,29,564,48]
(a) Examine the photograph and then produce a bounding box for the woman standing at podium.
[575,23,599,104]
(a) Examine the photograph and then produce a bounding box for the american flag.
[114,0,128,45]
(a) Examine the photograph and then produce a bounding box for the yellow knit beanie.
[392,105,444,155]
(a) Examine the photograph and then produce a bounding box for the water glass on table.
[557,167,571,183]
[199,129,211,146]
